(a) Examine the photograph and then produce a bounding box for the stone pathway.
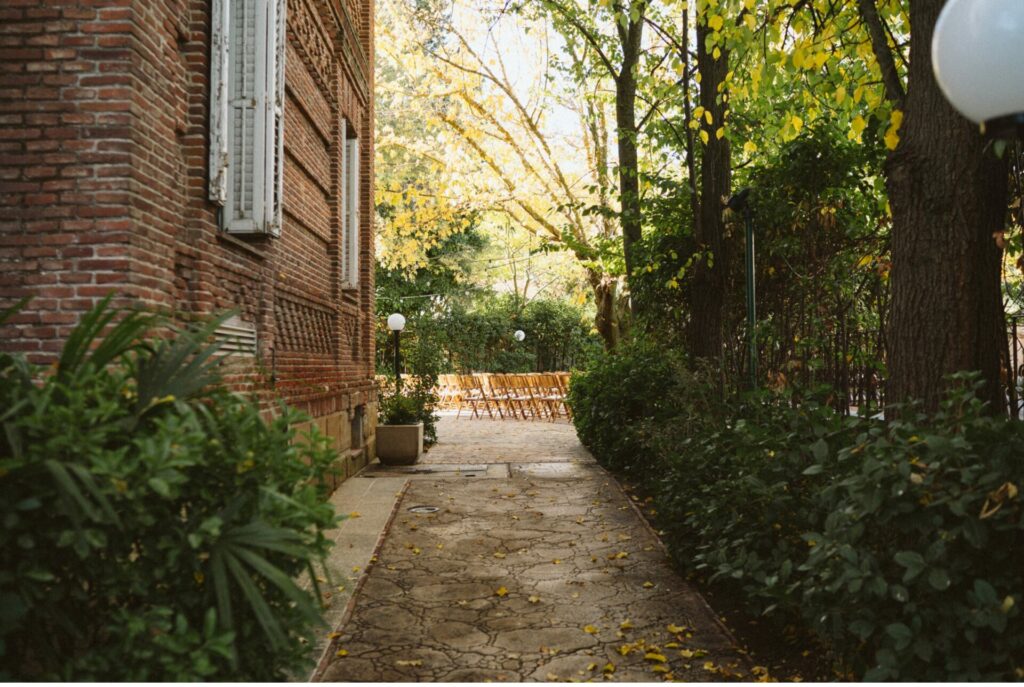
[313,417,747,682]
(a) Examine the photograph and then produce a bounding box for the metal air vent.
[214,315,258,356]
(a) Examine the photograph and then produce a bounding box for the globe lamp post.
[387,313,406,391]
[932,0,1024,138]
[514,329,526,342]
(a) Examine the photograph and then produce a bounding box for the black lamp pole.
[393,329,402,393]
[728,188,757,390]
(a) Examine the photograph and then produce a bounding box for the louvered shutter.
[208,0,230,204]
[343,137,360,288]
[209,0,285,235]
[339,129,350,285]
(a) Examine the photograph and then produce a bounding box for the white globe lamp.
[387,313,405,390]
[514,330,526,342]
[387,313,406,332]
[932,0,1024,137]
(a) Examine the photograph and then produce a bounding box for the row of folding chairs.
[435,373,573,422]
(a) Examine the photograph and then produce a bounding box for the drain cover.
[408,505,439,514]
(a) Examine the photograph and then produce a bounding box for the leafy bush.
[567,338,718,476]
[0,298,339,681]
[574,343,1024,680]
[802,380,1024,680]
[652,388,864,615]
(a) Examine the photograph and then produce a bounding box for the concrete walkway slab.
[300,475,408,673]
[310,417,747,682]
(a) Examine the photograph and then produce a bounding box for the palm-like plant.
[0,296,338,680]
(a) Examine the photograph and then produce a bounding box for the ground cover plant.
[0,299,339,681]
[570,344,1024,681]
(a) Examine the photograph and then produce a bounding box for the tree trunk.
[615,70,641,296]
[886,0,1008,413]
[686,21,731,363]
[590,272,622,351]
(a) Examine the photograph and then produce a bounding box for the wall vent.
[214,315,258,356]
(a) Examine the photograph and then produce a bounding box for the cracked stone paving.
[313,416,749,682]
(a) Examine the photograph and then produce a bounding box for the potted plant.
[375,391,426,466]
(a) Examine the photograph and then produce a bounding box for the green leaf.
[885,622,913,650]
[802,463,824,476]
[848,619,874,640]
[928,568,951,591]
[148,477,171,498]
[973,579,998,605]
[894,550,925,581]
[24,570,55,583]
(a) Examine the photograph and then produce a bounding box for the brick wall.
[0,0,377,481]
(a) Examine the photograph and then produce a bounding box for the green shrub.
[0,298,339,681]
[651,380,1024,680]
[567,338,718,476]
[801,379,1024,680]
[572,340,1024,680]
[653,389,864,617]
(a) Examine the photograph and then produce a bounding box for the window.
[209,0,285,236]
[342,133,360,288]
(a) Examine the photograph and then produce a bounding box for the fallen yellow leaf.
[680,649,695,658]
[348,511,361,518]
[642,581,654,588]
[495,586,508,597]
[603,662,616,674]
[528,595,541,604]
[586,662,598,671]
[652,665,670,674]
[645,652,668,663]
[667,623,687,634]
[583,625,599,634]
[620,619,633,630]
[493,552,506,559]
[335,649,348,657]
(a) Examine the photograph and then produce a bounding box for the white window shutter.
[344,137,360,288]
[208,0,229,205]
[212,0,285,235]
[339,131,350,285]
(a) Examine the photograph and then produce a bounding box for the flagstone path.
[312,416,748,682]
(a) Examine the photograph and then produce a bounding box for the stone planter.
[375,422,423,466]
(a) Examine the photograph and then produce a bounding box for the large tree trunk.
[886,0,1008,413]
[686,21,731,363]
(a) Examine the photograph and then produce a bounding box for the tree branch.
[540,0,619,79]
[856,0,905,106]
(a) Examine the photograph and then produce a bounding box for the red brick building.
[0,0,378,481]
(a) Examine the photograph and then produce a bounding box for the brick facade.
[0,0,377,485]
